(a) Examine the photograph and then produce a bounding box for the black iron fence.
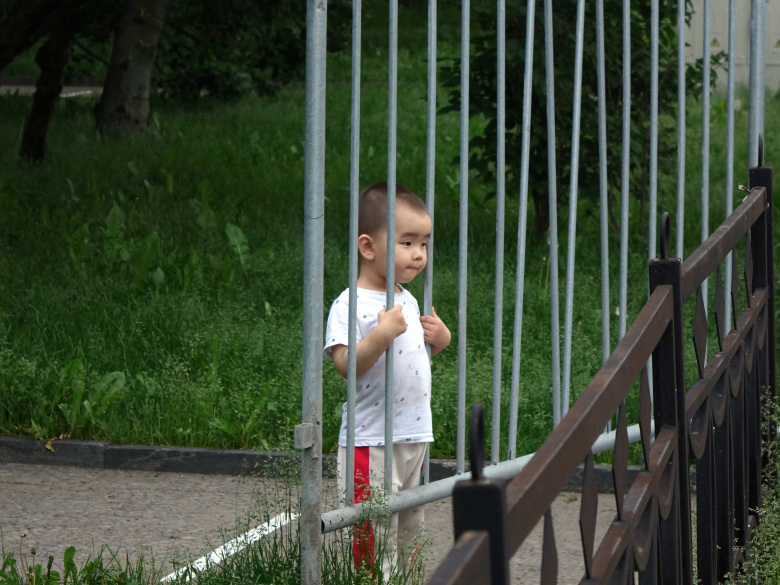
[428,155,776,585]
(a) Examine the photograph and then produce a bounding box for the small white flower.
[734,99,742,112]
[614,306,620,317]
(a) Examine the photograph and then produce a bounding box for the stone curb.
[0,436,638,492]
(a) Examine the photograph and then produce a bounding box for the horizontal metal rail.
[500,284,673,554]
[321,419,654,533]
[680,187,766,300]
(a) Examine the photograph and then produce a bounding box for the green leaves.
[68,224,91,267]
[57,360,125,436]
[57,359,86,432]
[225,223,249,267]
[103,204,130,263]
[62,546,77,585]
[131,230,161,286]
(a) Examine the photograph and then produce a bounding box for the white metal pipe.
[322,422,654,533]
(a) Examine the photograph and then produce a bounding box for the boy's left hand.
[420,306,451,356]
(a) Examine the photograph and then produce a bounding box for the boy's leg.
[394,443,427,570]
[338,444,426,578]
[338,446,380,569]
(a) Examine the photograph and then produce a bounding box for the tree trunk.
[94,0,172,134]
[19,20,77,163]
[532,189,550,234]
[0,0,85,71]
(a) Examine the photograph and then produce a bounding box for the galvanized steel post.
[618,0,630,341]
[384,0,399,494]
[456,0,470,475]
[724,0,736,334]
[595,0,611,434]
[561,0,585,419]
[542,0,562,446]
[508,0,536,451]
[491,0,506,466]
[748,0,766,169]
[596,0,610,370]
[675,0,686,259]
[345,0,362,508]
[422,0,437,484]
[648,0,658,265]
[299,0,327,583]
[700,0,711,313]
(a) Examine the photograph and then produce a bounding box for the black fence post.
[749,139,776,491]
[648,212,694,585]
[451,405,509,585]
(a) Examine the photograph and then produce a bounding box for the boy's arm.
[420,306,451,357]
[330,305,407,378]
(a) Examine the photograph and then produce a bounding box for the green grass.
[0,1,776,465]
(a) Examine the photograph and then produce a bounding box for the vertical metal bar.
[715,402,735,578]
[648,0,658,265]
[700,0,711,314]
[732,367,749,552]
[675,0,686,260]
[618,0,630,341]
[596,0,609,363]
[384,0,399,494]
[748,179,769,511]
[301,1,326,582]
[748,0,766,168]
[345,0,362,507]
[456,0,470,475]
[561,0,585,417]
[645,0,659,405]
[649,253,694,585]
[648,290,681,584]
[508,0,535,448]
[724,0,736,333]
[422,0,437,485]
[696,427,717,585]
[542,0,561,437]
[750,328,765,515]
[595,0,610,435]
[491,0,506,466]
[749,166,777,480]
[747,336,763,518]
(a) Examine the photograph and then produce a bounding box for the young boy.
[323,182,451,578]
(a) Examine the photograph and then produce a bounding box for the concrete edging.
[0,435,638,492]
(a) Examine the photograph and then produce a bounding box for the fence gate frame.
[428,165,776,584]
[299,0,774,583]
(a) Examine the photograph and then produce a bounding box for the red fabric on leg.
[352,447,375,569]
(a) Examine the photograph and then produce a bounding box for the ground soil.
[1,463,618,583]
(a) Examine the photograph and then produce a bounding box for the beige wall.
[687,0,779,91]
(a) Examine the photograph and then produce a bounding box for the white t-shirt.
[324,286,433,447]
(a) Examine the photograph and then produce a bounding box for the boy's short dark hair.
[358,182,429,236]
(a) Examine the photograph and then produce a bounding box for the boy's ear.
[357,234,374,261]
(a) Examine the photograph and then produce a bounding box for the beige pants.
[337,443,427,580]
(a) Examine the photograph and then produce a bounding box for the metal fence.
[299,0,772,583]
[429,170,776,583]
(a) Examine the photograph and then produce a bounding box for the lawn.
[0,2,772,464]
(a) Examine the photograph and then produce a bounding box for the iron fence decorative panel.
[428,168,775,584]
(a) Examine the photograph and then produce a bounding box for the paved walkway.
[1,462,617,583]
[0,77,101,97]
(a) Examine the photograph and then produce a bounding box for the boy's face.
[365,203,432,286]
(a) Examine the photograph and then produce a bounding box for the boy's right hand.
[377,304,407,339]
[332,305,407,379]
